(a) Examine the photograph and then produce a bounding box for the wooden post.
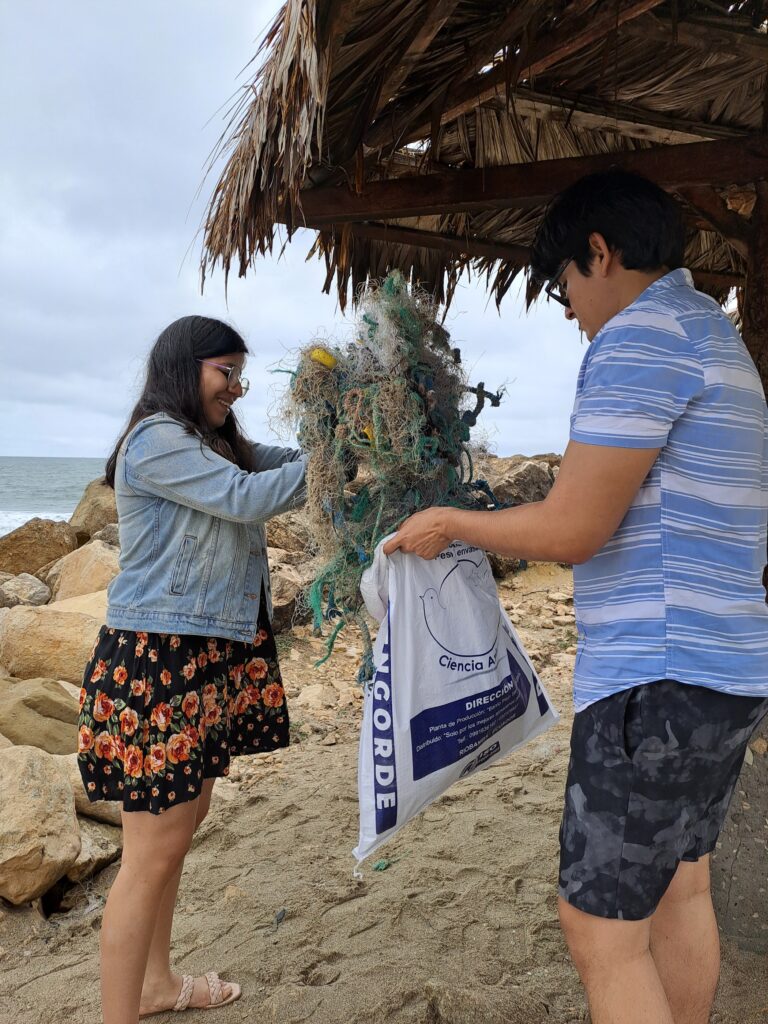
[710,179,768,953]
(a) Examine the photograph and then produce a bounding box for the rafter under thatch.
[298,137,768,224]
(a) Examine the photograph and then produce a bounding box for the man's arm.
[383,441,660,562]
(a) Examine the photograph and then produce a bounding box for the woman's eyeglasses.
[197,359,250,395]
[544,257,573,309]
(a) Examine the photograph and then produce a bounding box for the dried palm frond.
[200,0,762,311]
[201,0,330,287]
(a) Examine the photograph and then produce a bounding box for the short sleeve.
[570,321,705,449]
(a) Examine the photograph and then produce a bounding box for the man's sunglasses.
[197,359,250,395]
[544,257,573,309]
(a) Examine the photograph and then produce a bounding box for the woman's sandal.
[139,972,242,1017]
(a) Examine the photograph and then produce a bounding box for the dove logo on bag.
[420,556,499,658]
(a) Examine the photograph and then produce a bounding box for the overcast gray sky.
[0,1,585,459]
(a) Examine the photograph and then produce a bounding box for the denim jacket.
[106,413,307,642]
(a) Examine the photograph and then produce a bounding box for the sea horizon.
[0,455,106,538]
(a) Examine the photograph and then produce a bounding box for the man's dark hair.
[105,316,255,487]
[530,169,686,282]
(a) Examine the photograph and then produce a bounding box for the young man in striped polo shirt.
[384,170,768,1024]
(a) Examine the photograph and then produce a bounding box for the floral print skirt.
[77,610,289,814]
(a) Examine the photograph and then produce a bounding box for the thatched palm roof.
[201,0,768,311]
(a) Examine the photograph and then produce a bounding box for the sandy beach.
[2,563,767,1024]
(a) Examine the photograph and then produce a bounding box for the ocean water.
[0,456,106,538]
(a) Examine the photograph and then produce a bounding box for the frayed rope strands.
[284,271,504,679]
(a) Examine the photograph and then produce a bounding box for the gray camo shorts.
[559,679,768,921]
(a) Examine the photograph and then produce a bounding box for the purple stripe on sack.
[372,606,397,834]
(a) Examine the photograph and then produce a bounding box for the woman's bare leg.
[138,779,236,1012]
[100,797,200,1024]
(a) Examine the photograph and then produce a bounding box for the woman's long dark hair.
[105,316,255,487]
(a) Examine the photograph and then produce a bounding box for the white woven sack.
[355,538,559,864]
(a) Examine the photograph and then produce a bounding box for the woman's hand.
[382,507,454,560]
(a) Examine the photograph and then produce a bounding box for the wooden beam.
[371,0,461,119]
[314,222,743,291]
[365,0,665,150]
[508,86,746,144]
[678,186,753,260]
[298,137,768,225]
[323,222,530,263]
[624,13,768,64]
[316,86,745,196]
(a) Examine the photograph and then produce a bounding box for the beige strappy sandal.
[139,972,242,1017]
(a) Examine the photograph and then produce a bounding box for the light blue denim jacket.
[106,413,307,642]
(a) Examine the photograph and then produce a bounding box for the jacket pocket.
[170,535,197,595]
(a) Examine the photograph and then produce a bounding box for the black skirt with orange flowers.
[77,604,289,815]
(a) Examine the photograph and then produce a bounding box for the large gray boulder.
[69,477,116,545]
[483,458,555,506]
[0,590,106,684]
[0,745,81,904]
[0,518,77,576]
[67,818,123,883]
[91,523,120,547]
[51,540,120,602]
[0,677,79,755]
[0,573,51,608]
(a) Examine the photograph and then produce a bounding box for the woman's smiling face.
[198,352,246,428]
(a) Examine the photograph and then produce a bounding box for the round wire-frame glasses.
[197,359,250,395]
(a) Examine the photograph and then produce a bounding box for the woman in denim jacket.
[77,316,307,1021]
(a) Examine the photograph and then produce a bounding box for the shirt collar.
[590,268,694,347]
[641,267,694,296]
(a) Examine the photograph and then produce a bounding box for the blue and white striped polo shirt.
[570,268,768,710]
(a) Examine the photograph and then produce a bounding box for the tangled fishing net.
[284,270,503,679]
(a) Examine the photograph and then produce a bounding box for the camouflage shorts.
[559,679,768,921]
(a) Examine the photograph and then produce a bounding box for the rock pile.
[0,480,123,906]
